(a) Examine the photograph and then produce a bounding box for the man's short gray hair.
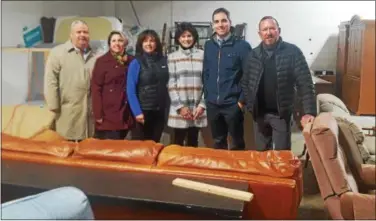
[70,20,88,31]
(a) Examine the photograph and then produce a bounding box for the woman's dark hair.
[174,22,199,46]
[135,29,163,56]
[107,30,127,46]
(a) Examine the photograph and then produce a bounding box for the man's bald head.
[70,20,90,51]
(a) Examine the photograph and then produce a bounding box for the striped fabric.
[167,47,207,129]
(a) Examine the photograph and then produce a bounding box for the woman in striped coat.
[167,22,207,147]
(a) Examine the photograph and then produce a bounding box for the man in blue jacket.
[202,7,252,150]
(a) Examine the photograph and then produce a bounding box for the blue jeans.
[1,186,94,219]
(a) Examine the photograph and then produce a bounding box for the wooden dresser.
[342,15,375,115]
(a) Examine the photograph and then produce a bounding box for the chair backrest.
[316,93,350,116]
[1,104,56,138]
[303,112,359,219]
[336,119,376,192]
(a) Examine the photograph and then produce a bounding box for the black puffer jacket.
[241,39,316,119]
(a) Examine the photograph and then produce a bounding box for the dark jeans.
[173,127,200,147]
[206,102,245,150]
[94,130,128,140]
[253,112,292,151]
[131,110,165,142]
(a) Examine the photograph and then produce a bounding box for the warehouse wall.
[116,1,375,71]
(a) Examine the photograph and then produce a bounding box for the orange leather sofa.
[1,105,303,220]
[2,134,302,219]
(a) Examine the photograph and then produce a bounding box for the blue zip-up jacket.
[126,59,142,117]
[202,35,252,106]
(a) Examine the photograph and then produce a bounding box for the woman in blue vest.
[126,29,169,142]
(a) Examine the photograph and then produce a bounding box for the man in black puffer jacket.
[241,16,316,151]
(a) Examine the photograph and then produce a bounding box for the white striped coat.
[167,47,207,128]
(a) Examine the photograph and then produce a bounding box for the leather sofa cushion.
[74,138,164,165]
[157,145,301,178]
[1,133,75,158]
[2,150,154,173]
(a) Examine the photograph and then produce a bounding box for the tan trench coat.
[44,41,98,140]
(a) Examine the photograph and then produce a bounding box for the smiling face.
[142,35,157,53]
[213,12,231,38]
[178,30,195,48]
[258,18,280,46]
[70,23,89,50]
[109,33,127,54]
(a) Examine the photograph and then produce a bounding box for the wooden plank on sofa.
[173,178,254,202]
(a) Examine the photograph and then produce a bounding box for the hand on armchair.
[301,114,315,128]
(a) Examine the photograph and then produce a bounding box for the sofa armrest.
[340,192,376,220]
[361,164,376,187]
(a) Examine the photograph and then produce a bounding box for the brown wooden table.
[313,76,335,95]
[1,158,249,219]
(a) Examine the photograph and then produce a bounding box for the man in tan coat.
[44,20,98,141]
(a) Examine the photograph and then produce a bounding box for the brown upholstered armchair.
[303,112,375,220]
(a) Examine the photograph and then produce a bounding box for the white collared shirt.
[216,33,231,45]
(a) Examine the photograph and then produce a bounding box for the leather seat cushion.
[157,145,301,178]
[74,138,164,165]
[1,133,76,158]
